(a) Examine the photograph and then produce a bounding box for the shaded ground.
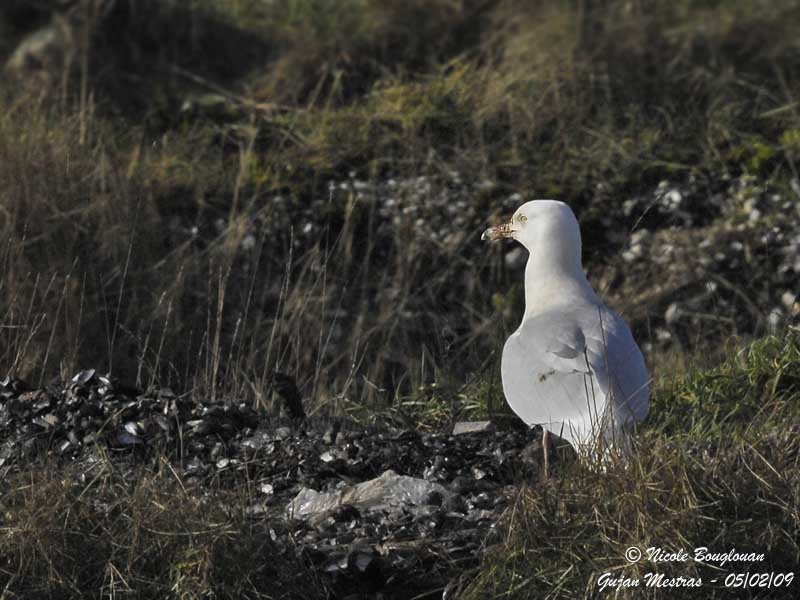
[0,370,551,598]
[2,332,798,599]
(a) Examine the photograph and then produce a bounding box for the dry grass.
[0,456,326,599]
[2,0,798,410]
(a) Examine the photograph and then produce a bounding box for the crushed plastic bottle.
[287,469,450,524]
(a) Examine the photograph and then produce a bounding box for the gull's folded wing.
[501,304,649,449]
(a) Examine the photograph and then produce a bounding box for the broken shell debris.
[0,370,557,596]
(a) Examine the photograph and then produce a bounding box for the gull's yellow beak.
[481,219,515,241]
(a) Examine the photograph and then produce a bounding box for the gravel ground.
[0,370,560,597]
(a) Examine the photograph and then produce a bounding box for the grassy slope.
[1,1,799,597]
[1,0,799,403]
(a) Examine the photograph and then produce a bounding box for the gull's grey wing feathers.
[501,302,649,449]
[545,326,585,360]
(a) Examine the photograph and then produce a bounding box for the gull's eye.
[518,214,528,223]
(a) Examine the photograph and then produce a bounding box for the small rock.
[452,421,495,435]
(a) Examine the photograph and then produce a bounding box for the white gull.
[482,200,649,459]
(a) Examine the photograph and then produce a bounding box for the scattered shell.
[0,370,544,597]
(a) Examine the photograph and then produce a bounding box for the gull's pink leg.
[542,429,550,478]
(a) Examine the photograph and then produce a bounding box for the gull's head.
[482,200,583,268]
[482,200,579,247]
